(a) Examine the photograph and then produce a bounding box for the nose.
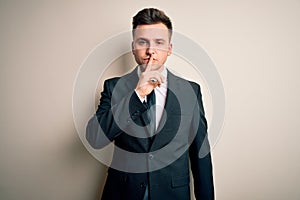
[146,45,156,55]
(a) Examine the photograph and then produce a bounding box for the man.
[86,8,214,200]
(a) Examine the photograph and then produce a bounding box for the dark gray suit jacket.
[86,67,214,200]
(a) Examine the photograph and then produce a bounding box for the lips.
[143,58,156,63]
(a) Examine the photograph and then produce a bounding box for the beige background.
[1,0,300,199]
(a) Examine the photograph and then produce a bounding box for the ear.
[131,41,135,55]
[167,43,172,56]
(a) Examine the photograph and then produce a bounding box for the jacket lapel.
[150,71,182,151]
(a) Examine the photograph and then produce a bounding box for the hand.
[135,54,165,98]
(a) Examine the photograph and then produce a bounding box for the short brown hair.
[132,8,173,39]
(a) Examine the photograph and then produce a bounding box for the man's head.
[132,8,173,71]
[132,8,172,39]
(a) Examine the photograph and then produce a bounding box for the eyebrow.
[135,37,166,42]
[136,37,149,41]
[155,38,166,42]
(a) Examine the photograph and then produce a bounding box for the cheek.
[159,52,170,60]
[134,50,145,58]
[133,50,146,64]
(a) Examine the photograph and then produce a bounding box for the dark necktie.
[142,90,156,200]
[146,90,156,136]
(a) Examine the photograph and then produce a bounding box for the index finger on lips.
[145,53,154,72]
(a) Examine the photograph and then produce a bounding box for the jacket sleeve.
[189,83,215,200]
[86,78,149,149]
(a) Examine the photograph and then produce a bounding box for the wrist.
[134,89,146,101]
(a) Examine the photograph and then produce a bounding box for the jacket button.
[140,182,146,188]
[149,154,154,160]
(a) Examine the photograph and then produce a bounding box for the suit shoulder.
[101,77,121,95]
[171,72,201,93]
[104,77,120,85]
[188,80,201,92]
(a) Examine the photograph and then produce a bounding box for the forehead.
[133,23,170,40]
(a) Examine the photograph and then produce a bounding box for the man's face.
[132,23,172,71]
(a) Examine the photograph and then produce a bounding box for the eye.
[156,40,165,45]
[137,40,147,45]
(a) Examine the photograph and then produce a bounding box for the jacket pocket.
[171,175,190,188]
